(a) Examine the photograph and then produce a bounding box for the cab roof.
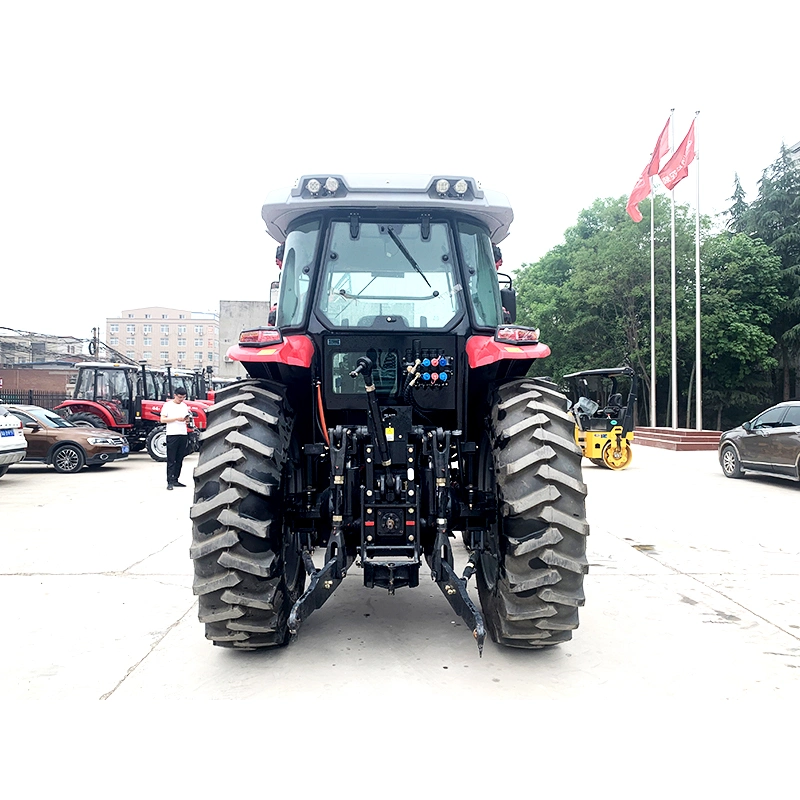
[261,174,514,244]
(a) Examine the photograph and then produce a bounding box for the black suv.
[719,401,800,482]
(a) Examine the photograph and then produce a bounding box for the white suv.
[0,404,27,478]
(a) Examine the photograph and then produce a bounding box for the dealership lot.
[1,445,798,701]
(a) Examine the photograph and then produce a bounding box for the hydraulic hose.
[316,381,330,446]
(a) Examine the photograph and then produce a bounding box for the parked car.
[6,404,129,474]
[0,404,28,478]
[719,401,800,482]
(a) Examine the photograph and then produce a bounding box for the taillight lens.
[495,326,540,344]
[239,328,283,346]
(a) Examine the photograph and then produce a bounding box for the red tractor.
[190,174,589,653]
[56,362,207,461]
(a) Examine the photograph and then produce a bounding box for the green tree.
[745,144,800,399]
[699,234,785,428]
[724,173,748,234]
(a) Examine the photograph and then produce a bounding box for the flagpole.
[669,109,678,429]
[650,183,656,426]
[694,110,702,430]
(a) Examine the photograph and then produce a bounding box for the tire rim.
[602,441,632,470]
[722,449,736,474]
[151,432,167,459]
[55,448,80,472]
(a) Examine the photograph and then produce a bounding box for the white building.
[105,307,219,370]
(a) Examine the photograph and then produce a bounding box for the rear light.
[495,326,540,344]
[239,328,283,347]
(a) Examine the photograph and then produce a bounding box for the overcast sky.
[1,0,796,341]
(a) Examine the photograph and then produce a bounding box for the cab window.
[458,221,502,328]
[276,219,321,328]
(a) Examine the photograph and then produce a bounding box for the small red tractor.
[56,362,207,461]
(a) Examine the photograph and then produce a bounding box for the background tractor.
[190,174,589,653]
[56,362,207,461]
[564,367,638,470]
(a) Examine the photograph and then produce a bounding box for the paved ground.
[1,443,798,702]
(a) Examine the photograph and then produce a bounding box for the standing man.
[160,388,192,490]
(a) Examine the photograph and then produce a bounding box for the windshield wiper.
[386,226,431,288]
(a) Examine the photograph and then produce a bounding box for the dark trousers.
[166,434,188,485]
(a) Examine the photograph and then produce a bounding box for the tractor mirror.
[500,288,517,323]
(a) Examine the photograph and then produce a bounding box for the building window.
[178,352,186,360]
[160,351,168,360]
[110,338,119,346]
[126,337,135,346]
[194,352,203,362]
[143,324,152,334]
[178,338,186,347]
[126,350,134,358]
[162,314,167,319]
[110,324,119,333]
[207,353,214,362]
[128,314,133,318]
[143,351,152,360]
[144,338,152,346]
[127,324,135,333]
[178,325,186,335]
[161,325,169,334]
[160,338,169,346]
[195,325,204,335]
[194,338,203,347]
[179,314,186,319]
[145,314,151,319]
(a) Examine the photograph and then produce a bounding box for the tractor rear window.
[318,221,462,330]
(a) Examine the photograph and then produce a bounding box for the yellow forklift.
[564,367,638,470]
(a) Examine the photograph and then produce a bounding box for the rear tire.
[190,379,304,649]
[478,378,589,649]
[69,412,106,429]
[146,425,168,462]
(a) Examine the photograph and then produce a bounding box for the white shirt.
[161,399,192,436]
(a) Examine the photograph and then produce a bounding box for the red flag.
[627,119,669,222]
[659,120,696,190]
[626,167,651,222]
[647,119,670,177]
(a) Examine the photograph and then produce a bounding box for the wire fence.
[0,390,67,410]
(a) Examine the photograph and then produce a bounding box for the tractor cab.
[564,367,638,470]
[70,363,137,427]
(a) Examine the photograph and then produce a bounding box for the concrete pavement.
[1,444,798,701]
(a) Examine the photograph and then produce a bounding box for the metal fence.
[0,391,67,410]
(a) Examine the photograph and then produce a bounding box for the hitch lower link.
[288,428,352,638]
[427,429,486,655]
